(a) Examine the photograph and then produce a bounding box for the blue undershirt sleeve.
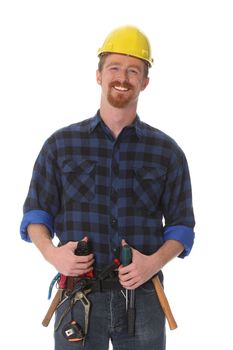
[163,225,195,258]
[20,209,54,242]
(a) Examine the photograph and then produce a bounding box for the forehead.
[103,53,145,69]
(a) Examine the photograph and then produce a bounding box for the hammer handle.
[42,289,62,327]
[152,275,178,330]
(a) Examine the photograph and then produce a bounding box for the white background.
[0,0,233,349]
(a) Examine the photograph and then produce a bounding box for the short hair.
[98,54,149,78]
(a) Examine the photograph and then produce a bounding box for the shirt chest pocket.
[62,160,96,203]
[133,167,166,212]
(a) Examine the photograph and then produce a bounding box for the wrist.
[43,244,57,264]
[150,252,164,275]
[28,223,56,263]
[151,240,184,272]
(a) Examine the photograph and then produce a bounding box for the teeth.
[114,86,128,91]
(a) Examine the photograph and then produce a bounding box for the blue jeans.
[54,281,166,350]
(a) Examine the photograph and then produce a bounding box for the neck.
[99,103,137,138]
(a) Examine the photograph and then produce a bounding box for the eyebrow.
[106,62,142,71]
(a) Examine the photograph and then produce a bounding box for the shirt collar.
[89,110,144,139]
[89,112,102,133]
[132,115,143,139]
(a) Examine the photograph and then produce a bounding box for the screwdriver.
[121,245,135,335]
[121,244,132,311]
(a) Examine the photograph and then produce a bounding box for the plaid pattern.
[21,112,195,267]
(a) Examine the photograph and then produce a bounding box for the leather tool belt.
[66,271,121,293]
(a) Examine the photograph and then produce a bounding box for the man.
[20,25,195,349]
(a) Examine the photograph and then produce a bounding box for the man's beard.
[107,81,134,108]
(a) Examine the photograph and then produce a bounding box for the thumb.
[121,239,127,247]
[73,237,88,251]
[67,237,89,253]
[66,241,78,252]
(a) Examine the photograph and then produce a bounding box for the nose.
[116,68,129,82]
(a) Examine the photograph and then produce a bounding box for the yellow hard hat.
[97,25,153,67]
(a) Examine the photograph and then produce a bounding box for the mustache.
[109,81,134,90]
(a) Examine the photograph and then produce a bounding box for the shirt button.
[110,216,118,228]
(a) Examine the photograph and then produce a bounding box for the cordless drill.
[75,240,93,278]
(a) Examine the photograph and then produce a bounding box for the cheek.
[101,81,112,96]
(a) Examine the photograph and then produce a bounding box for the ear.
[96,70,102,85]
[141,77,149,91]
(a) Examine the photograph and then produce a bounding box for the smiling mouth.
[113,85,129,92]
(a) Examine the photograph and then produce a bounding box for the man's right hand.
[28,224,94,276]
[45,239,95,276]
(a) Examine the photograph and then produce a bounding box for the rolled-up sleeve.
[20,138,61,242]
[162,150,195,257]
[20,209,54,242]
[163,225,194,257]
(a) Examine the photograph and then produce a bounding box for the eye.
[128,68,139,75]
[109,66,119,71]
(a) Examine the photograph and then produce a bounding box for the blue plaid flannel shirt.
[20,112,195,268]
